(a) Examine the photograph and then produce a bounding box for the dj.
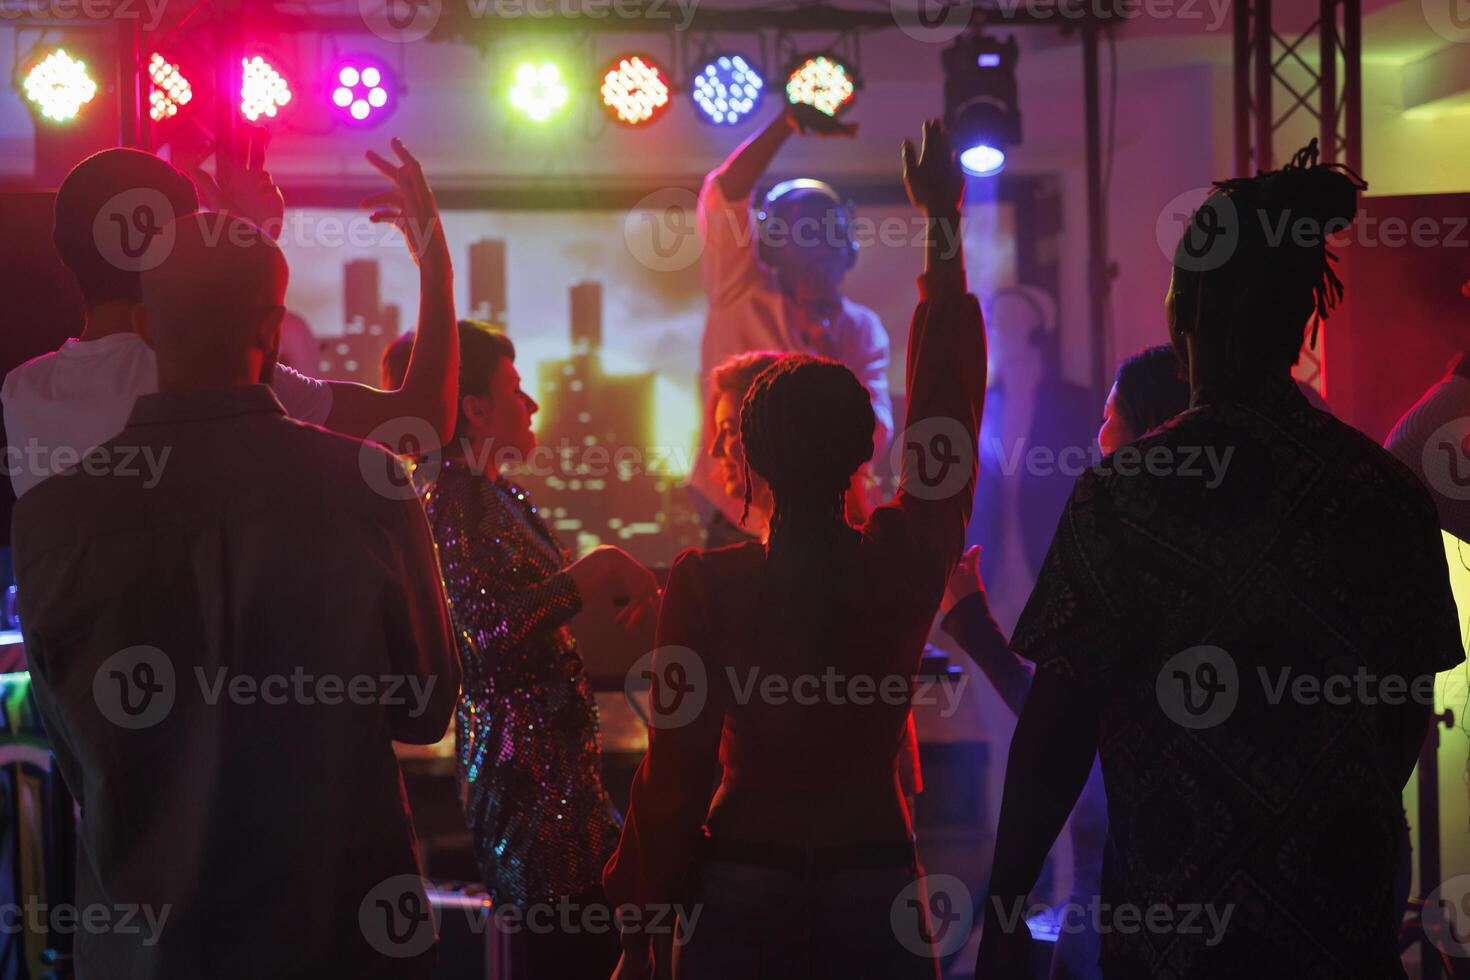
[695,102,894,531]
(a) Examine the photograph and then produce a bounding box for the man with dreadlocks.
[977,141,1465,978]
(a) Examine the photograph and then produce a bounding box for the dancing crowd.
[2,101,1465,980]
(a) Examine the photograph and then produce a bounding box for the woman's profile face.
[1098,382,1132,457]
[710,391,749,502]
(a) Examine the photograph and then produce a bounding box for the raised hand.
[785,101,859,139]
[361,138,448,269]
[192,126,285,238]
[941,544,983,615]
[902,118,965,216]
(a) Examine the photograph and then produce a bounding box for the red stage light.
[241,55,291,122]
[600,54,670,126]
[148,53,192,122]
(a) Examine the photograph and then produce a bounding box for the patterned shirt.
[418,455,620,907]
[1013,376,1464,978]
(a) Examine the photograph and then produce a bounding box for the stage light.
[958,144,1006,177]
[784,54,855,118]
[240,55,291,122]
[330,57,393,125]
[600,55,670,126]
[692,54,764,126]
[148,53,192,122]
[942,32,1022,178]
[22,49,97,123]
[508,60,569,122]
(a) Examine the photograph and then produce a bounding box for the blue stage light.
[692,54,764,126]
[959,144,1006,177]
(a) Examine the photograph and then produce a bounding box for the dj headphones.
[754,178,860,272]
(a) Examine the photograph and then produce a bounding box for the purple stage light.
[329,57,394,126]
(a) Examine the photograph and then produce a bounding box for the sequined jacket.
[419,454,620,907]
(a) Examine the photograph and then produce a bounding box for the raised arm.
[869,120,986,604]
[323,139,458,445]
[940,546,1034,715]
[700,104,859,313]
[195,134,458,446]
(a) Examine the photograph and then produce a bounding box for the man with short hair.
[3,135,457,500]
[12,208,459,978]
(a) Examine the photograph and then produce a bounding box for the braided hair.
[738,356,874,654]
[1170,138,1366,388]
[738,355,874,539]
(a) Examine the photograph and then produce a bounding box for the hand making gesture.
[361,137,449,270]
[784,101,859,139]
[190,126,285,238]
[902,118,965,217]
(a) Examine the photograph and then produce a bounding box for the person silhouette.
[978,142,1464,978]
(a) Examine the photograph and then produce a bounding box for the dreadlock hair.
[1169,138,1366,390]
[1113,344,1190,437]
[739,354,875,661]
[739,355,874,539]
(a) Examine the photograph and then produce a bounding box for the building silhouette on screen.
[527,280,702,566]
[316,258,400,385]
[312,243,697,565]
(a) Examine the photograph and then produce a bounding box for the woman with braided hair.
[604,120,985,980]
[978,141,1465,978]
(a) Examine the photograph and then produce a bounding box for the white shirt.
[2,332,332,498]
[698,169,894,441]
